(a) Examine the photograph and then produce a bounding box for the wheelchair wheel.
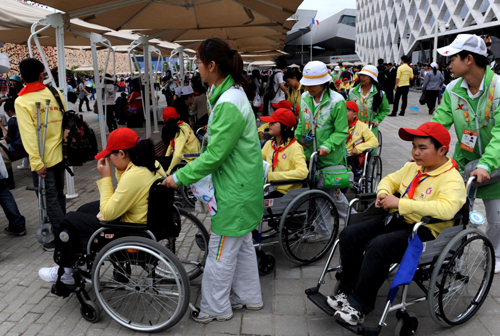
[92,236,190,333]
[427,228,494,327]
[377,130,382,155]
[367,154,382,193]
[279,190,339,265]
[80,300,100,323]
[158,207,209,281]
[180,185,196,207]
[394,311,418,336]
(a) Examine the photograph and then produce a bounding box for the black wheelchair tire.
[394,312,418,336]
[367,155,383,193]
[427,228,495,327]
[80,300,100,323]
[377,130,383,156]
[278,190,339,265]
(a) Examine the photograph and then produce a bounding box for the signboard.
[330,54,360,62]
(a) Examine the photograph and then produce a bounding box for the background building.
[285,9,359,64]
[356,0,500,64]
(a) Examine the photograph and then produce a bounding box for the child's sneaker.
[327,292,348,311]
[191,310,233,324]
[38,266,75,285]
[230,297,264,310]
[334,303,364,326]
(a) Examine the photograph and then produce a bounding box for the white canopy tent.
[71,64,94,72]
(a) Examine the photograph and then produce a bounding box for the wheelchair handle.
[183,153,200,158]
[411,221,426,239]
[466,175,477,194]
[308,151,320,180]
[26,186,38,192]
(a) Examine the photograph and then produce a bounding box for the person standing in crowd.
[103,74,118,132]
[389,55,413,117]
[351,65,361,86]
[331,65,342,82]
[164,38,263,323]
[431,34,500,273]
[251,69,261,96]
[161,70,174,106]
[384,63,396,104]
[284,69,303,115]
[376,58,386,89]
[78,77,92,112]
[0,98,24,155]
[295,61,350,238]
[270,56,289,112]
[172,86,195,124]
[15,58,66,251]
[419,64,430,86]
[0,75,23,104]
[348,65,390,145]
[0,152,26,236]
[422,62,444,115]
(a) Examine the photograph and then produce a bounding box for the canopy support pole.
[149,46,162,133]
[90,32,108,149]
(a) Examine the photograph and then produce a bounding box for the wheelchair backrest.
[147,179,181,239]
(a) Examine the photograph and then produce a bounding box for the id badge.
[459,129,478,152]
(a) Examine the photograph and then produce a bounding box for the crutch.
[26,99,52,245]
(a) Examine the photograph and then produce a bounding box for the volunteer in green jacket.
[163,38,264,323]
[295,61,349,241]
[348,65,390,142]
[432,34,500,273]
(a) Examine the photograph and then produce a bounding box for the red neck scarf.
[170,121,184,149]
[346,117,358,144]
[406,160,458,199]
[18,82,45,96]
[271,138,296,169]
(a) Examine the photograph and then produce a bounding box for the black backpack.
[263,71,279,101]
[48,86,98,174]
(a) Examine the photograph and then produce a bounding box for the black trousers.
[54,201,101,267]
[385,87,394,104]
[338,215,435,315]
[425,90,439,113]
[393,86,410,115]
[105,104,118,132]
[79,96,91,111]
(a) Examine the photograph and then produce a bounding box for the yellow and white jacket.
[376,158,466,237]
[346,119,379,155]
[166,122,201,174]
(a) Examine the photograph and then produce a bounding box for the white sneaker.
[17,158,29,170]
[191,310,233,323]
[38,266,75,285]
[495,261,500,274]
[334,303,364,326]
[307,233,330,243]
[327,292,348,311]
[230,297,263,310]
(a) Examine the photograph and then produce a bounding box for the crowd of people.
[0,33,498,329]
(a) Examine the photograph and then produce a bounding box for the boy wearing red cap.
[257,100,293,140]
[261,108,308,196]
[330,122,466,326]
[345,101,379,173]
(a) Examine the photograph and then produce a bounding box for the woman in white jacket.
[103,74,118,132]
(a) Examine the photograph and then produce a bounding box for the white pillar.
[433,22,439,63]
[140,36,152,138]
[90,33,108,150]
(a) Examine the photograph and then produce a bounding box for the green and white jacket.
[432,66,500,199]
[295,88,349,169]
[174,75,263,236]
[348,84,391,137]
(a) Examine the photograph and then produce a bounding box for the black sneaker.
[388,113,397,117]
[4,227,27,236]
[42,240,55,251]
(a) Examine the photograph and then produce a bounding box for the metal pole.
[149,47,159,133]
[433,22,438,63]
[90,33,107,149]
[140,36,152,138]
[178,47,185,87]
[310,28,313,62]
[301,31,303,65]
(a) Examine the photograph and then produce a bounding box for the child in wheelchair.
[159,107,201,174]
[260,108,308,198]
[38,128,166,285]
[345,101,379,175]
[328,122,466,326]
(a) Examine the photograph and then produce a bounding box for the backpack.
[47,86,98,175]
[263,71,279,101]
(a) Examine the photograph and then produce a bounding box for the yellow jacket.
[340,82,352,91]
[346,119,379,155]
[376,158,466,237]
[396,64,414,87]
[97,161,166,223]
[262,138,308,194]
[15,87,65,171]
[165,122,201,174]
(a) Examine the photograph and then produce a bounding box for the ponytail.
[127,139,158,173]
[197,38,246,87]
[161,120,181,144]
[372,79,383,112]
[433,68,437,75]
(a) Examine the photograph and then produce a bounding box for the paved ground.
[0,90,497,336]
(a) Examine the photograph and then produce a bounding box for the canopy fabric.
[72,64,94,72]
[34,0,302,31]
[288,64,299,68]
[0,0,51,30]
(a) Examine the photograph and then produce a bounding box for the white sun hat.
[181,86,194,96]
[357,65,378,82]
[334,65,340,71]
[430,62,438,69]
[174,87,182,96]
[437,34,488,57]
[300,61,332,86]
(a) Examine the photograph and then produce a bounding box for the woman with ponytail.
[163,38,263,323]
[160,107,200,174]
[38,128,165,286]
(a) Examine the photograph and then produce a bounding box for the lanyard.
[401,174,429,199]
[462,75,496,125]
[290,86,301,108]
[360,95,369,118]
[305,106,322,131]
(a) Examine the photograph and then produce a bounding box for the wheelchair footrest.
[335,321,381,336]
[306,290,336,316]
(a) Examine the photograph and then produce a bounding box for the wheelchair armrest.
[420,213,462,225]
[365,148,373,153]
[269,179,309,186]
[99,221,149,231]
[355,193,377,201]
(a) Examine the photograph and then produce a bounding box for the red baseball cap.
[398,122,451,151]
[335,80,341,84]
[345,101,359,113]
[271,100,293,110]
[95,128,139,160]
[163,107,179,122]
[342,77,348,81]
[260,108,297,128]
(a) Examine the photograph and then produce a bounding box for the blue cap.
[10,74,22,83]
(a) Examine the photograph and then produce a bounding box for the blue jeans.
[32,161,66,232]
[0,179,25,232]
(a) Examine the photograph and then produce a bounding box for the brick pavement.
[0,91,497,336]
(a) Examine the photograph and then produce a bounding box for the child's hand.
[350,148,358,156]
[379,194,400,211]
[97,158,111,178]
[375,193,387,208]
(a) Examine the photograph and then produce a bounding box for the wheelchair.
[51,178,209,332]
[305,176,495,335]
[254,151,341,274]
[347,147,383,195]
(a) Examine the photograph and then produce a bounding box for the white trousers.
[483,198,500,261]
[200,232,262,316]
[315,189,349,235]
